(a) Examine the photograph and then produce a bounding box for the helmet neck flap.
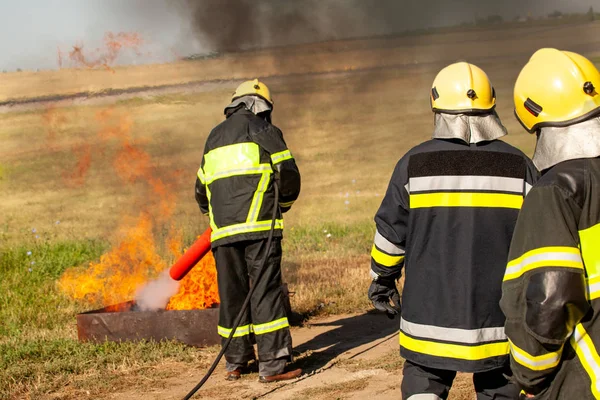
[432,111,508,144]
[534,117,600,171]
[224,95,272,118]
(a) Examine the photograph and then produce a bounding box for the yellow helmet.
[232,79,273,106]
[431,62,496,114]
[514,48,600,132]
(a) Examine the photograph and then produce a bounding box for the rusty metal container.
[76,301,220,347]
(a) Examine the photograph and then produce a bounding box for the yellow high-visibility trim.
[571,324,600,399]
[205,184,217,231]
[400,332,509,361]
[253,317,290,335]
[203,143,273,183]
[580,223,600,277]
[509,340,562,371]
[271,150,293,165]
[587,275,600,301]
[279,200,295,208]
[504,246,583,282]
[205,165,272,184]
[211,220,284,242]
[371,245,405,267]
[247,173,270,223]
[409,192,523,209]
[204,143,259,176]
[197,167,206,184]
[218,324,252,338]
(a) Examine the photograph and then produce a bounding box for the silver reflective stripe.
[504,252,583,277]
[525,182,533,195]
[206,164,272,183]
[374,230,405,255]
[370,269,379,280]
[408,175,524,194]
[406,395,443,400]
[510,345,561,369]
[400,318,506,344]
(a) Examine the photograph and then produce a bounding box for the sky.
[0,0,594,71]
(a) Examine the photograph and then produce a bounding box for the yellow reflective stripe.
[247,173,270,223]
[508,339,562,371]
[571,324,600,398]
[400,332,509,361]
[371,244,404,267]
[218,324,252,338]
[253,317,289,335]
[205,164,272,184]
[205,183,217,231]
[271,150,293,165]
[204,143,260,177]
[580,223,600,277]
[279,200,295,208]
[197,167,205,184]
[588,275,600,301]
[504,246,583,281]
[211,219,284,242]
[410,193,523,209]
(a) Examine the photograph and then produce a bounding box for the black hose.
[183,183,280,400]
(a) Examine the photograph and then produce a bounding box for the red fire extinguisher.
[169,228,212,281]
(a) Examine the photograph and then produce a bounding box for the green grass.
[283,221,374,256]
[0,240,106,337]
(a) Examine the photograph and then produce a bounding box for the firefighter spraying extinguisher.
[194,79,301,383]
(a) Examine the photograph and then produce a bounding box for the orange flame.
[55,33,219,312]
[58,214,166,308]
[166,252,220,310]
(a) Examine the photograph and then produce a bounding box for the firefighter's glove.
[368,278,401,319]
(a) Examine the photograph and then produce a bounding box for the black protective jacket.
[195,107,301,247]
[501,157,600,399]
[371,138,538,373]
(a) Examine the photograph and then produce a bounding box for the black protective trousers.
[213,238,292,376]
[401,360,519,400]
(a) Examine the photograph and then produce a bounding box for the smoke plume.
[180,0,589,54]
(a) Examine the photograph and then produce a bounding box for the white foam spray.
[135,270,180,311]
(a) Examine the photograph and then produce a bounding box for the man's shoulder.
[535,159,587,198]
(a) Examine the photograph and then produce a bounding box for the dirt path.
[108,313,474,400]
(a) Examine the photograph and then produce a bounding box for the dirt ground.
[107,313,474,400]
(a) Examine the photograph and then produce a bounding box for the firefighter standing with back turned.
[195,79,302,383]
[368,63,538,399]
[501,49,600,399]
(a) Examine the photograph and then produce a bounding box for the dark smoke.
[180,0,590,54]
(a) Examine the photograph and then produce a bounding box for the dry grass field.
[1,20,600,400]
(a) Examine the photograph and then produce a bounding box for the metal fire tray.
[77,301,220,347]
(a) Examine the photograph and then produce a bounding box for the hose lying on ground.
[183,183,280,400]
